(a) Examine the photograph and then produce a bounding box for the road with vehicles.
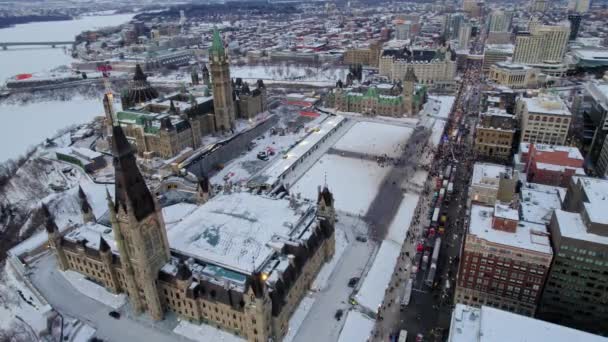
[370,44,486,341]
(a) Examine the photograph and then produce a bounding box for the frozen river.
[0,13,134,162]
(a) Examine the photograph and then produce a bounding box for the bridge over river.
[0,41,75,49]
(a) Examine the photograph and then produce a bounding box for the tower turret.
[78,185,95,223]
[403,66,417,115]
[43,204,69,270]
[109,125,170,320]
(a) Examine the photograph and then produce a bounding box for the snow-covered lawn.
[0,263,52,336]
[354,240,401,313]
[333,121,413,158]
[61,270,126,309]
[337,310,375,342]
[173,319,244,342]
[385,193,419,246]
[291,154,390,215]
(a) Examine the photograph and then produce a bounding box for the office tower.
[568,14,582,41]
[513,23,570,64]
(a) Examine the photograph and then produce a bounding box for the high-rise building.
[444,13,465,40]
[517,94,572,145]
[458,22,473,50]
[488,10,511,33]
[538,176,608,335]
[463,0,482,17]
[209,29,235,132]
[569,0,591,13]
[530,0,549,12]
[568,14,582,41]
[513,23,570,64]
[482,44,514,74]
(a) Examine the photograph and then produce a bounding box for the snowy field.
[291,154,390,215]
[354,240,401,313]
[333,121,413,158]
[61,270,126,309]
[385,193,419,245]
[173,319,244,342]
[337,310,374,342]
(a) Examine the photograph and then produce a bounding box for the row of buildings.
[103,30,267,160]
[457,161,608,334]
[45,122,337,342]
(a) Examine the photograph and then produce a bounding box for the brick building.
[454,204,553,316]
[515,143,585,187]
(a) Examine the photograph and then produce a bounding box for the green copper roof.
[210,28,225,56]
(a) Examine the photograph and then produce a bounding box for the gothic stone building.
[46,125,336,342]
[328,67,426,117]
[111,30,267,159]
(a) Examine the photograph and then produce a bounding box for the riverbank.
[0,15,73,29]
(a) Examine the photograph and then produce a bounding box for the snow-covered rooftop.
[167,192,317,274]
[337,310,374,342]
[521,95,571,117]
[256,115,345,188]
[520,183,564,225]
[519,142,584,160]
[494,203,518,221]
[471,162,512,188]
[449,304,608,342]
[64,222,118,254]
[573,176,608,225]
[554,209,608,246]
[355,240,401,312]
[469,205,552,255]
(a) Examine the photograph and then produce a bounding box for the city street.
[371,54,485,341]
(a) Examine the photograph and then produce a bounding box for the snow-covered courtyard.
[333,121,413,158]
[291,154,390,215]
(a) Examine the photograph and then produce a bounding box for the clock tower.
[209,29,236,132]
